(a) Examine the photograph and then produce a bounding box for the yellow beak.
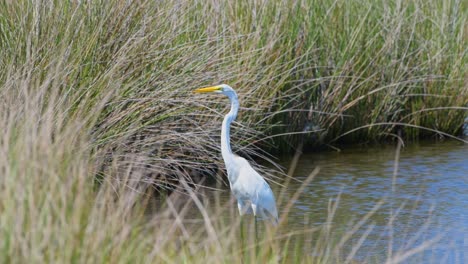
[194,85,222,93]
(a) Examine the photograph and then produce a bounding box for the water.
[193,140,467,263]
[276,140,468,263]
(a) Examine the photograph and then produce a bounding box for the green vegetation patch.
[0,0,466,262]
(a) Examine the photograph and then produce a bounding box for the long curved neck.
[221,92,239,168]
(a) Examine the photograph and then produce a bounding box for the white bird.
[194,84,279,227]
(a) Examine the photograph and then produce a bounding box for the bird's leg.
[238,202,245,252]
[255,215,258,242]
[240,216,245,250]
[251,204,259,243]
[254,215,260,258]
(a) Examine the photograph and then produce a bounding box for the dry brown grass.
[0,0,465,262]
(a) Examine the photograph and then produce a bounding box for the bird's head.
[194,84,236,96]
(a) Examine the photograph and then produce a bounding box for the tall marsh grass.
[0,0,466,262]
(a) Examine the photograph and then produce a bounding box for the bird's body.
[228,155,278,222]
[195,84,278,225]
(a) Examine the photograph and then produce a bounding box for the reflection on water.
[194,141,467,263]
[278,140,467,263]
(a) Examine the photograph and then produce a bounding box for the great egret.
[194,84,279,230]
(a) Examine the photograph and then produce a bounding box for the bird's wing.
[256,180,279,224]
[232,156,278,223]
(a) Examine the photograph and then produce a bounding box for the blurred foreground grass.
[0,0,466,262]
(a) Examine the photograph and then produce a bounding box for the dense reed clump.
[0,0,466,262]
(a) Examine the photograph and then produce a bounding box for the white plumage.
[229,155,278,223]
[195,84,278,225]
